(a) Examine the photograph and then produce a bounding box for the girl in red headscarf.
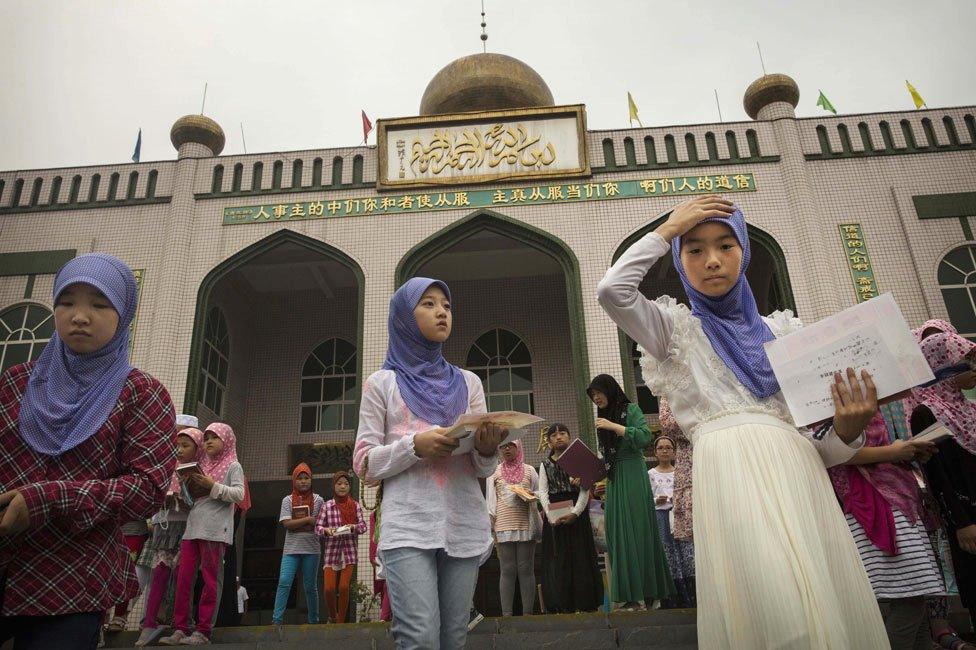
[271,462,324,628]
[316,471,366,623]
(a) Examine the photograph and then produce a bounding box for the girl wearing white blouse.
[598,196,890,648]
[353,277,505,650]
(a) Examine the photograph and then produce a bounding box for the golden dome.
[170,114,225,155]
[420,53,554,116]
[743,73,800,119]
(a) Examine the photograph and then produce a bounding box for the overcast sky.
[1,0,973,171]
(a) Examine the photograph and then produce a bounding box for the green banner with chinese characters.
[222,172,757,225]
[838,224,879,302]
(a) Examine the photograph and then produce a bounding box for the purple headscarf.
[383,277,468,426]
[18,253,138,456]
[670,207,779,398]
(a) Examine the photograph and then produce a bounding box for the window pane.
[323,377,343,401]
[512,394,531,414]
[321,404,342,431]
[301,406,317,432]
[2,342,30,372]
[466,343,489,368]
[508,341,531,365]
[35,318,54,339]
[25,307,52,331]
[217,357,228,384]
[343,378,358,401]
[301,378,321,403]
[317,341,336,366]
[213,388,223,416]
[637,386,658,414]
[942,288,976,334]
[488,368,511,393]
[2,307,27,331]
[488,394,511,412]
[342,354,357,374]
[475,331,498,356]
[208,347,220,376]
[496,329,519,357]
[511,366,533,392]
[202,378,212,411]
[303,354,324,376]
[343,406,359,431]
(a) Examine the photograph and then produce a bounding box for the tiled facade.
[2,81,974,619]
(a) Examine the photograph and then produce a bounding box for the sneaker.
[467,608,484,632]
[107,615,127,632]
[135,626,167,647]
[159,629,188,646]
[179,631,211,645]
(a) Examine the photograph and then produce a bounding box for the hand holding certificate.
[765,294,934,427]
[445,411,544,456]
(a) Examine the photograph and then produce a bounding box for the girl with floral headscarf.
[486,439,539,616]
[908,319,976,637]
[161,423,245,646]
[598,196,890,647]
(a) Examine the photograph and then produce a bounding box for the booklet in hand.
[508,484,538,503]
[911,422,953,444]
[554,439,607,489]
[177,462,210,500]
[444,410,544,456]
[292,505,310,520]
[332,524,353,536]
[547,499,575,525]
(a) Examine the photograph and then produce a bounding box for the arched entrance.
[613,217,797,415]
[185,229,364,622]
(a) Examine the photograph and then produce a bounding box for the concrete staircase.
[101,609,698,649]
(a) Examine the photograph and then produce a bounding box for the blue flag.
[131,128,142,163]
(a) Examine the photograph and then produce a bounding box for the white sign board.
[377,105,589,190]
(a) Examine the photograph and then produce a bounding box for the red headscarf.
[332,471,358,525]
[291,462,314,510]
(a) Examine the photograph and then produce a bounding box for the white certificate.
[764,293,934,427]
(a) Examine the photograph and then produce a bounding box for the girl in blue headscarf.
[353,277,505,650]
[598,196,891,649]
[0,253,175,650]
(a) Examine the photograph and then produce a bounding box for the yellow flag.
[906,80,926,109]
[628,91,643,127]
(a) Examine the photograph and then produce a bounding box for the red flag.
[361,110,373,144]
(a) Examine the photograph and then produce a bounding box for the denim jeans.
[272,553,320,624]
[381,547,481,650]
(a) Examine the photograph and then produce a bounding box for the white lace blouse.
[597,231,862,467]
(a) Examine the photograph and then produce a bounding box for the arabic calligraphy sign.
[377,105,589,190]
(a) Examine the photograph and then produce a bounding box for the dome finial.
[479,0,488,53]
[743,73,799,120]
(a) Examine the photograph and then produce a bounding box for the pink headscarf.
[498,439,526,484]
[200,422,239,484]
[828,412,923,555]
[906,319,976,455]
[169,427,205,493]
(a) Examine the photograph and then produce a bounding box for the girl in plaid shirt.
[315,471,366,623]
[0,254,176,650]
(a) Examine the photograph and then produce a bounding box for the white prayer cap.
[176,414,199,428]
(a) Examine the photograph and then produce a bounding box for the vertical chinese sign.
[129,269,144,353]
[838,224,879,302]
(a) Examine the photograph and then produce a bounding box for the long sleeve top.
[597,231,863,467]
[352,369,498,558]
[537,462,588,518]
[315,499,367,569]
[0,362,176,616]
[183,462,245,545]
[486,465,539,542]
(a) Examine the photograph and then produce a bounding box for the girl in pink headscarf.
[486,439,540,616]
[907,319,976,640]
[160,423,245,646]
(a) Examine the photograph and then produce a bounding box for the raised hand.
[655,195,735,243]
[831,368,878,443]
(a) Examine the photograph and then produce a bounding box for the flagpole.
[240,122,247,154]
[756,42,767,76]
[714,89,723,122]
[201,83,208,115]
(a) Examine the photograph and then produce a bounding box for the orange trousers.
[323,565,354,623]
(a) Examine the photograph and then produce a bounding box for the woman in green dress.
[587,374,674,610]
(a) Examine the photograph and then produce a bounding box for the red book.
[292,505,310,519]
[554,439,607,489]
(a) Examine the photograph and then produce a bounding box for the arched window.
[198,307,229,415]
[465,328,534,414]
[938,244,976,340]
[0,304,54,374]
[630,339,658,414]
[300,338,358,433]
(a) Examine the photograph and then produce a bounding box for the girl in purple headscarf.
[598,196,892,648]
[0,253,175,650]
[353,277,505,650]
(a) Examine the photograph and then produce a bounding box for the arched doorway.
[613,217,797,415]
[185,229,364,622]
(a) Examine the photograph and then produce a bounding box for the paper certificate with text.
[446,411,543,456]
[764,293,934,426]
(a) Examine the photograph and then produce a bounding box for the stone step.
[101,609,699,649]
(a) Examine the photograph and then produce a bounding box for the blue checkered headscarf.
[18,253,138,455]
[670,208,780,399]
